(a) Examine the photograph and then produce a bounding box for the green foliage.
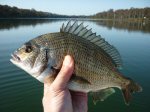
[0,5,86,18]
[0,5,50,18]
[1,5,149,20]
[91,7,150,20]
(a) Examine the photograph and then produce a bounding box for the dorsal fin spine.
[77,25,88,36]
[60,23,65,32]
[68,24,73,33]
[73,22,84,34]
[64,21,71,32]
[82,29,91,38]
[83,28,92,38]
[102,44,111,49]
[68,21,78,33]
[64,21,70,31]
[87,33,96,40]
[77,26,88,35]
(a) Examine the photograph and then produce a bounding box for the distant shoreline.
[0,5,149,22]
[0,18,149,23]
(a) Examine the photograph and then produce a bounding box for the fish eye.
[25,46,32,53]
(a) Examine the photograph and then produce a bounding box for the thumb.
[51,55,74,90]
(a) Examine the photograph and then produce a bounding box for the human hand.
[42,55,88,112]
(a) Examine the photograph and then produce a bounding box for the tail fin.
[122,79,142,105]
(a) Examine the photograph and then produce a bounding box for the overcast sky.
[0,0,149,15]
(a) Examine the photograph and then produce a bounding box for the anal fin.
[92,88,115,105]
[122,88,131,105]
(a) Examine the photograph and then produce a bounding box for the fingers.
[44,83,49,96]
[71,91,88,112]
[51,55,74,90]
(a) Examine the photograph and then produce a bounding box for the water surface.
[0,19,150,112]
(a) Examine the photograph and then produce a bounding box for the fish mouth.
[11,53,21,62]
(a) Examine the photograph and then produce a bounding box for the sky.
[0,0,149,15]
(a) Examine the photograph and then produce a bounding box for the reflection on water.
[0,19,150,33]
[93,20,150,33]
[0,19,150,112]
[0,19,63,30]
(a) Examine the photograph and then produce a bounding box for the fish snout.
[11,52,21,62]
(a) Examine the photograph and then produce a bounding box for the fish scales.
[33,33,122,91]
[10,21,142,105]
[34,33,129,91]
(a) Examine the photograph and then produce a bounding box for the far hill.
[0,4,149,21]
[91,7,150,21]
[0,5,86,18]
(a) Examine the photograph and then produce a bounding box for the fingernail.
[63,55,73,67]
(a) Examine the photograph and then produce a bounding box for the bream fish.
[10,21,142,105]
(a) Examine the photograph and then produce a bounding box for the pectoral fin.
[51,67,91,85]
[71,75,91,85]
[92,88,115,105]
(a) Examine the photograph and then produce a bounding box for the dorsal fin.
[60,21,122,68]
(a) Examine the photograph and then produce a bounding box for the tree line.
[0,5,86,18]
[91,7,150,20]
[0,4,149,20]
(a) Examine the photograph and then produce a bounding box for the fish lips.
[10,53,21,63]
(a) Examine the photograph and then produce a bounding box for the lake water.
[0,19,150,112]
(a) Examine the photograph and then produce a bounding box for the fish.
[10,21,142,105]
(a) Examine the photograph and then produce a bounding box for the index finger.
[51,55,74,90]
